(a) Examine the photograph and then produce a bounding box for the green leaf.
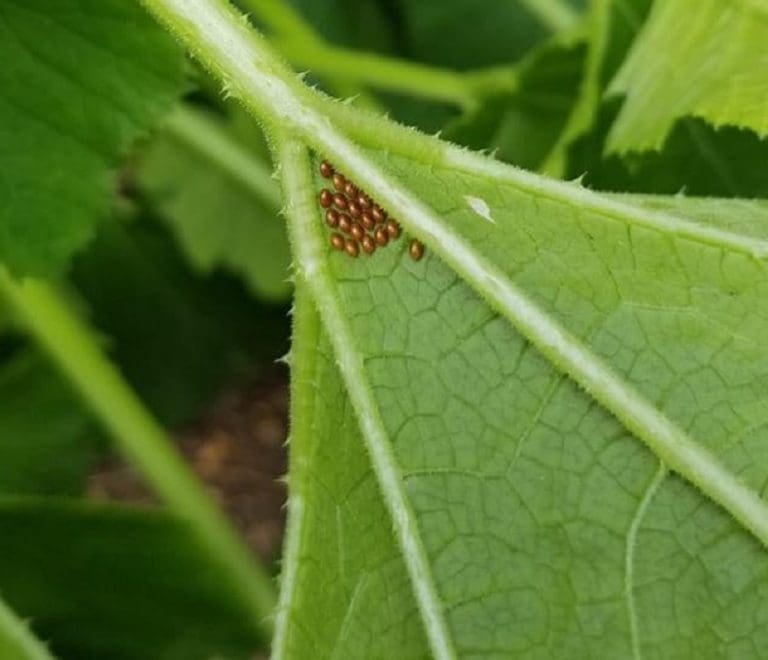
[274,284,430,659]
[138,105,291,301]
[273,130,768,658]
[573,113,768,196]
[609,193,768,235]
[120,1,768,656]
[0,349,101,496]
[0,0,183,275]
[0,497,262,660]
[553,0,768,197]
[606,0,768,152]
[542,0,652,174]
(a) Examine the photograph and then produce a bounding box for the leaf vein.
[625,463,666,660]
[280,136,457,660]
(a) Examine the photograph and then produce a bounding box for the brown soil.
[88,366,289,561]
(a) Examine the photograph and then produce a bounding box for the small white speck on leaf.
[464,195,495,223]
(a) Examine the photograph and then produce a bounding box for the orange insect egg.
[357,194,372,209]
[338,214,352,234]
[408,239,424,261]
[361,211,376,230]
[371,206,386,224]
[348,200,361,218]
[330,233,345,251]
[374,226,389,246]
[344,181,358,198]
[319,160,334,178]
[325,209,340,228]
[386,219,401,239]
[350,222,365,241]
[333,193,348,210]
[319,189,333,208]
[361,235,376,254]
[345,238,359,258]
[332,173,346,191]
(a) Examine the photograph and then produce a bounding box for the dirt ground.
[88,366,289,562]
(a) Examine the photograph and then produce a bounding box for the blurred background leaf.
[0,498,263,660]
[138,106,291,303]
[0,350,102,496]
[0,0,184,276]
[606,0,768,152]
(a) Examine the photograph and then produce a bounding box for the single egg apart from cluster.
[317,160,424,261]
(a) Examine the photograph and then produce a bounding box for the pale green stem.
[521,0,581,33]
[0,597,55,660]
[270,281,318,659]
[239,0,381,109]
[165,104,281,209]
[239,0,321,47]
[242,0,512,109]
[0,272,275,638]
[540,0,611,176]
[462,65,521,98]
[274,38,480,110]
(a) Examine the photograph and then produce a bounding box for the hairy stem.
[270,280,318,659]
[0,272,275,637]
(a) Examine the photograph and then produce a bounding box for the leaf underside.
[280,141,768,658]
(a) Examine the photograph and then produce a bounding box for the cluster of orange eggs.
[317,160,424,261]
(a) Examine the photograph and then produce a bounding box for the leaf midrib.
[278,136,456,660]
[271,284,319,660]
